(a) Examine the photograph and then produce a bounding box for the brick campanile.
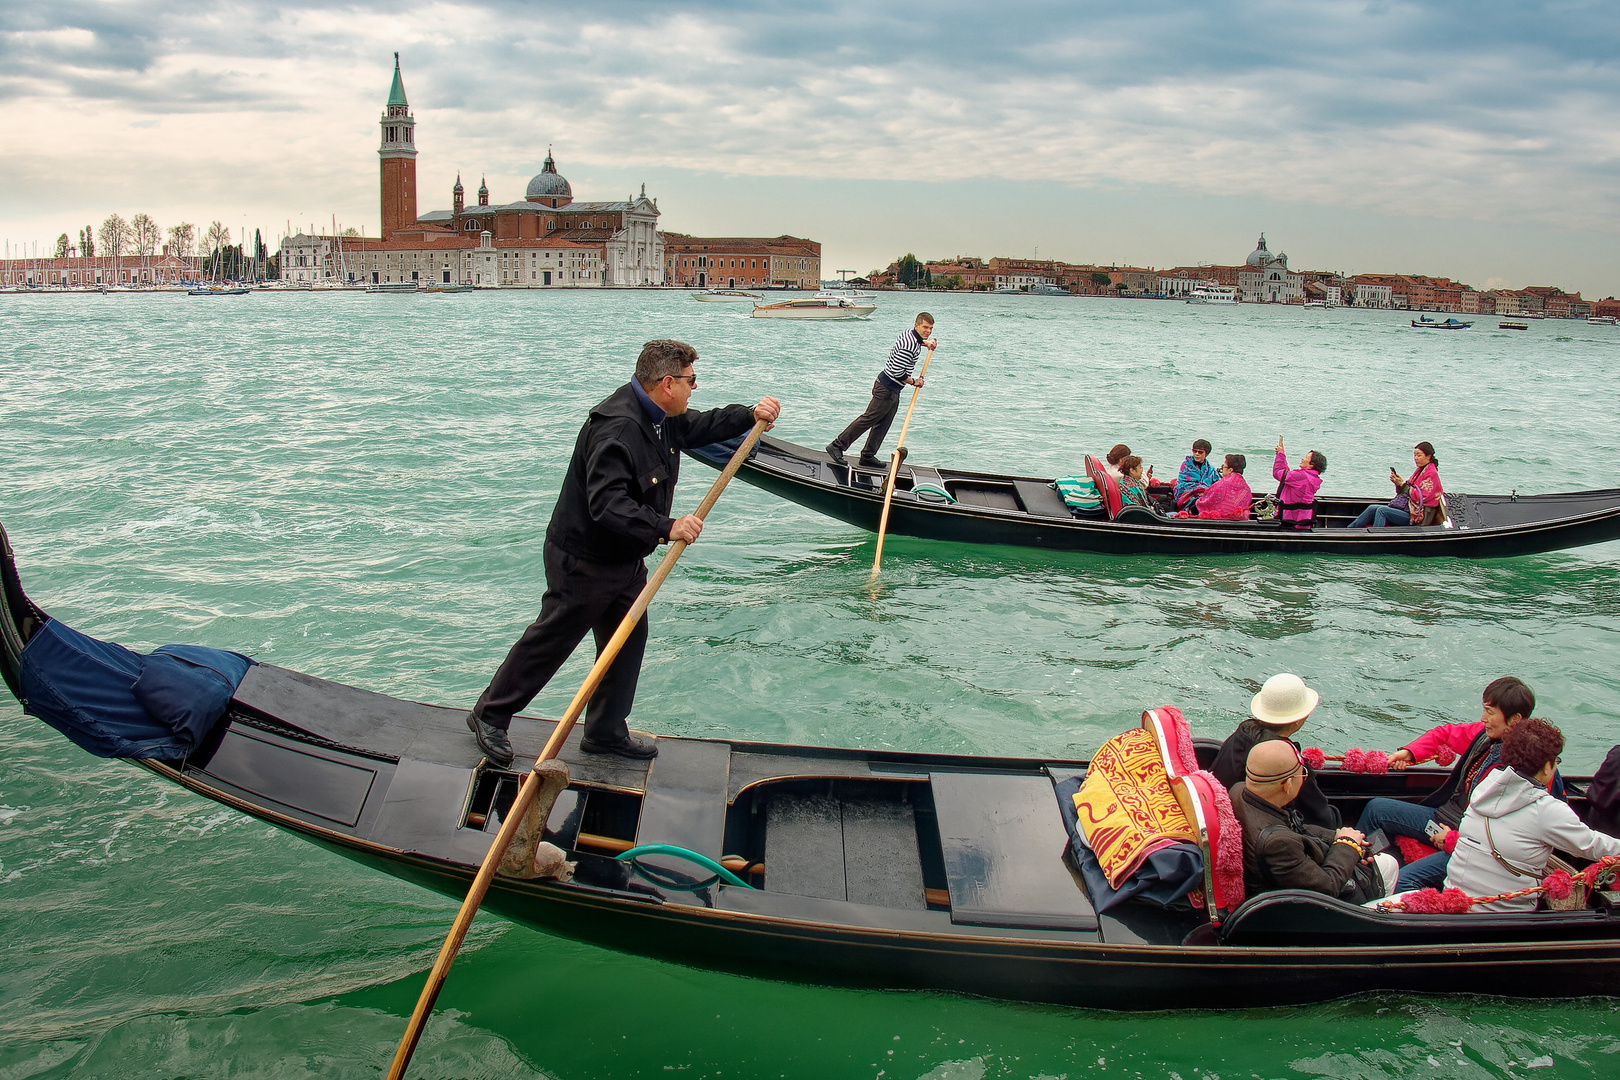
[379,53,417,240]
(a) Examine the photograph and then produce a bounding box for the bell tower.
[379,53,417,240]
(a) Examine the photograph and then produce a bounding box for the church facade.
[374,57,663,285]
[1237,235,1303,303]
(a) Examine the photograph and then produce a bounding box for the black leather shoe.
[858,454,885,470]
[580,732,659,759]
[825,444,847,465]
[465,711,515,767]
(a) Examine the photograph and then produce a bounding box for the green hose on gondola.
[615,844,755,890]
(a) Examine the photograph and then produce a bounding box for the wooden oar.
[386,418,770,1080]
[867,346,935,583]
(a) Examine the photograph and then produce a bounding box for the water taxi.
[751,296,876,320]
[692,289,762,303]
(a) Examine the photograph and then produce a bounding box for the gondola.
[3,521,1618,1010]
[688,435,1620,557]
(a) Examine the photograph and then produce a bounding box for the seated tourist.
[1102,444,1131,481]
[1173,439,1219,507]
[1181,454,1252,519]
[1233,740,1397,903]
[1272,438,1326,529]
[1357,677,1538,891]
[1117,455,1153,509]
[1211,673,1339,828]
[1349,442,1445,528]
[1447,718,1620,913]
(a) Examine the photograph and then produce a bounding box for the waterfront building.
[925,257,995,290]
[0,252,191,287]
[663,234,820,289]
[1347,276,1394,308]
[1237,235,1303,303]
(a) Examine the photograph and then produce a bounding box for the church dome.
[525,149,573,203]
[1246,234,1272,267]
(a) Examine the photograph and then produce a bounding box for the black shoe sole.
[466,712,515,766]
[580,738,659,760]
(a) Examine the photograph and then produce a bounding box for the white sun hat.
[1250,673,1321,726]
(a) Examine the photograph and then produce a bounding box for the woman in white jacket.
[1447,718,1620,913]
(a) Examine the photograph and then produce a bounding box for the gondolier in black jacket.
[465,340,780,764]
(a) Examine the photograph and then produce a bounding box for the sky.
[2,1,1617,294]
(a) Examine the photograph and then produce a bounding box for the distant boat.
[1302,299,1328,309]
[1587,315,1617,326]
[751,296,875,320]
[420,283,474,294]
[187,286,251,297]
[692,289,762,303]
[1027,283,1069,296]
[366,282,420,294]
[1499,321,1529,331]
[1186,285,1238,305]
[1411,316,1472,329]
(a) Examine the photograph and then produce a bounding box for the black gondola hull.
[691,437,1620,557]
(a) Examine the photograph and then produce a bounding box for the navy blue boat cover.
[1052,773,1204,911]
[18,618,254,760]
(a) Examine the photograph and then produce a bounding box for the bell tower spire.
[378,52,418,240]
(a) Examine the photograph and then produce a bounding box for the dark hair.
[1192,439,1212,454]
[1119,455,1143,476]
[1483,676,1535,722]
[636,340,698,385]
[1225,453,1246,475]
[915,312,935,325]
[1107,444,1131,466]
[1415,441,1438,466]
[1501,717,1562,776]
[1307,451,1327,473]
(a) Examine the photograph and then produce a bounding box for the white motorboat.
[1587,315,1617,326]
[752,296,876,320]
[692,289,762,303]
[1187,285,1238,305]
[366,282,421,294]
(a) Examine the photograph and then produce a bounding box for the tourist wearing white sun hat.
[1211,673,1340,829]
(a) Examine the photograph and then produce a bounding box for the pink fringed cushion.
[1187,769,1245,913]
[1401,887,1472,914]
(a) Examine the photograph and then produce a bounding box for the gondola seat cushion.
[1084,456,1124,519]
[18,618,253,760]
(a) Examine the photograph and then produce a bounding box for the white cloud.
[1,1,1618,291]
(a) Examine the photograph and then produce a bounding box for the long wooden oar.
[868,347,935,583]
[387,418,770,1080]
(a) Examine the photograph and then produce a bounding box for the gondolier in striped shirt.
[826,312,938,469]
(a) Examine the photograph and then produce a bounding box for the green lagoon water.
[2,291,1618,1078]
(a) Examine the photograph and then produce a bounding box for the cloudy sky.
[3,1,1617,293]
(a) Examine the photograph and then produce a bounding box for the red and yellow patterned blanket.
[1074,726,1195,887]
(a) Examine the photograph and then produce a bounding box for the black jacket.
[1211,718,1341,830]
[545,383,756,564]
[1232,784,1382,904]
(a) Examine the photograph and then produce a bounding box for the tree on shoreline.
[79,226,94,258]
[98,214,132,261]
[167,222,195,260]
[131,213,161,257]
[54,234,71,259]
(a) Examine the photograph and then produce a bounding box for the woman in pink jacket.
[1272,438,1326,529]
[1350,441,1444,528]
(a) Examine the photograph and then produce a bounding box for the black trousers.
[829,379,901,456]
[474,542,648,743]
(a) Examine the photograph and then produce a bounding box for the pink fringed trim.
[1195,769,1246,910]
[1155,705,1199,774]
[1433,743,1458,767]
[1364,750,1390,774]
[1400,887,1473,914]
[1579,855,1620,888]
[1442,829,1459,855]
[1543,870,1574,901]
[1341,748,1366,772]
[1301,746,1326,770]
[1394,835,1439,863]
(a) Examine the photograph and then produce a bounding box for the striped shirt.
[877,329,927,391]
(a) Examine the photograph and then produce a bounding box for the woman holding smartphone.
[1349,441,1443,528]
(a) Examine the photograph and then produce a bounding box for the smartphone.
[1365,829,1390,855]
[1423,818,1448,843]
